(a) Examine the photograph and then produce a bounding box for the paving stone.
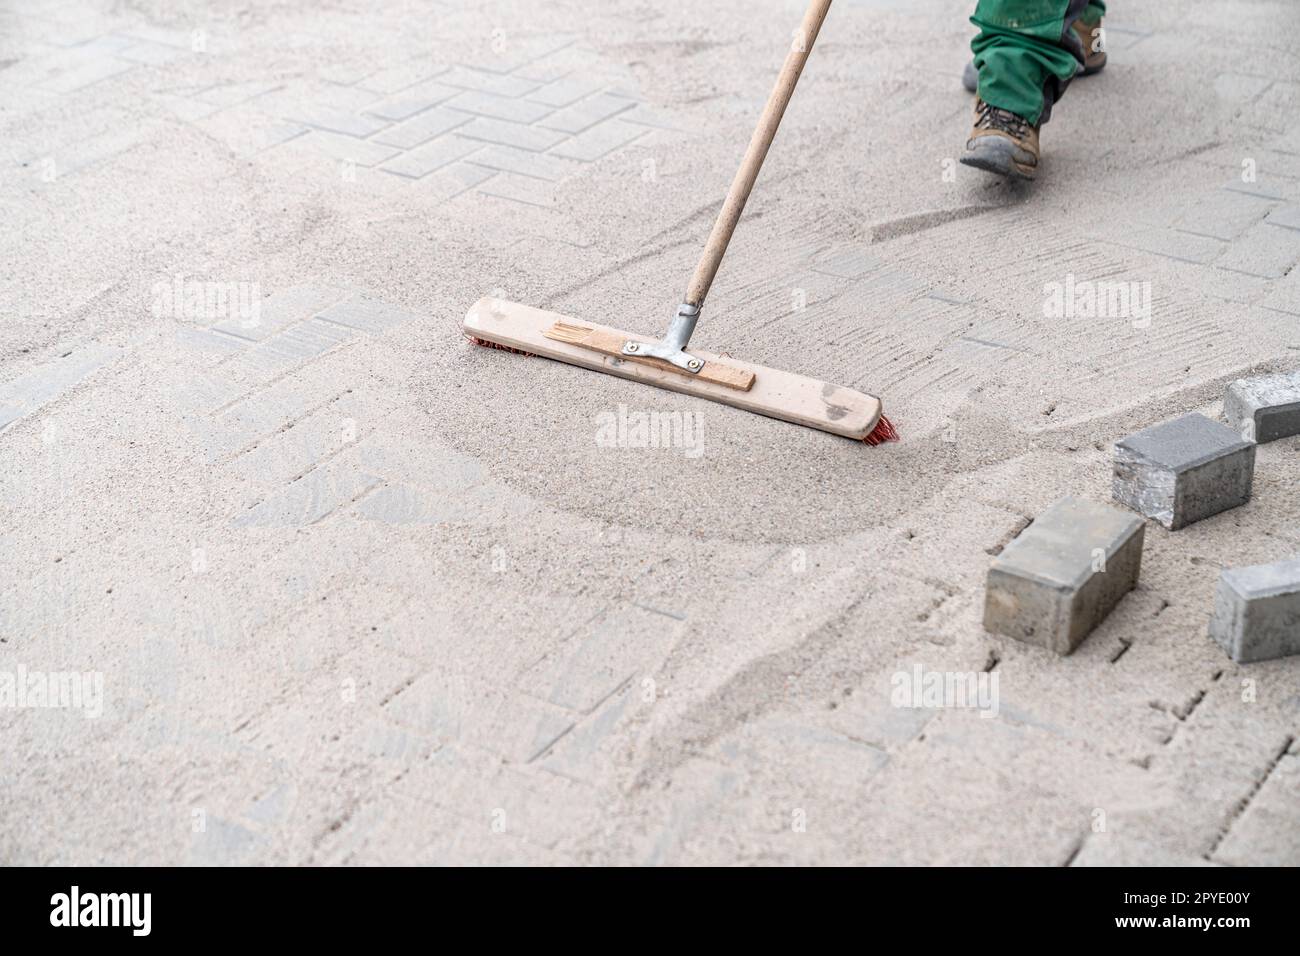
[1212,72,1273,103]
[393,745,592,854]
[1236,80,1300,133]
[1111,227,1224,265]
[478,172,556,207]
[410,160,498,204]
[547,118,645,161]
[313,61,380,87]
[689,717,894,858]
[35,52,134,92]
[513,44,611,84]
[118,25,192,48]
[342,434,485,493]
[466,36,576,77]
[173,328,247,357]
[1208,555,1300,663]
[812,245,886,280]
[823,675,936,749]
[353,484,446,524]
[168,370,247,418]
[306,130,401,167]
[1215,221,1300,278]
[1224,175,1294,202]
[363,84,459,122]
[519,604,678,713]
[231,461,381,527]
[539,685,636,781]
[525,75,606,108]
[77,34,138,57]
[1265,205,1300,232]
[225,393,365,493]
[317,295,421,334]
[229,316,357,378]
[537,92,634,134]
[194,80,282,108]
[455,116,568,152]
[720,718,891,795]
[372,106,471,149]
[211,284,347,343]
[0,344,121,431]
[443,89,554,124]
[154,94,221,122]
[1258,267,1300,316]
[1071,834,1220,867]
[615,103,687,130]
[438,65,539,98]
[983,496,1144,655]
[383,673,575,763]
[1224,369,1300,443]
[283,104,390,138]
[351,478,512,530]
[462,143,580,181]
[1171,190,1274,242]
[1113,413,1256,530]
[195,380,318,461]
[45,127,144,178]
[197,112,307,158]
[355,61,447,95]
[379,135,481,179]
[186,817,266,865]
[1212,752,1300,865]
[116,40,186,66]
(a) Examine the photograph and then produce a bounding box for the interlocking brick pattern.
[182,40,667,205]
[3,0,1299,867]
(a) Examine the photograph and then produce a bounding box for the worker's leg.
[961,1,1107,93]
[970,0,1093,126]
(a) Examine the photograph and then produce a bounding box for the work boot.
[961,17,1106,92]
[1070,17,1107,75]
[960,97,1040,180]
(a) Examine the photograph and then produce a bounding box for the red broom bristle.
[468,335,535,357]
[862,414,899,446]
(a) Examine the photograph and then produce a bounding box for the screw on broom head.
[863,414,899,446]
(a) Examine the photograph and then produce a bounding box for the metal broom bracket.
[621,302,704,373]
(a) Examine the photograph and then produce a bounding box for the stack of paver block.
[984,370,1300,660]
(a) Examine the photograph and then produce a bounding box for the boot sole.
[960,140,1037,180]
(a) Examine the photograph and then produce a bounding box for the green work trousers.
[970,0,1106,125]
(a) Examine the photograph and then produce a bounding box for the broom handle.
[685,0,834,309]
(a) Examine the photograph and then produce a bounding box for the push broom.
[464,0,897,445]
